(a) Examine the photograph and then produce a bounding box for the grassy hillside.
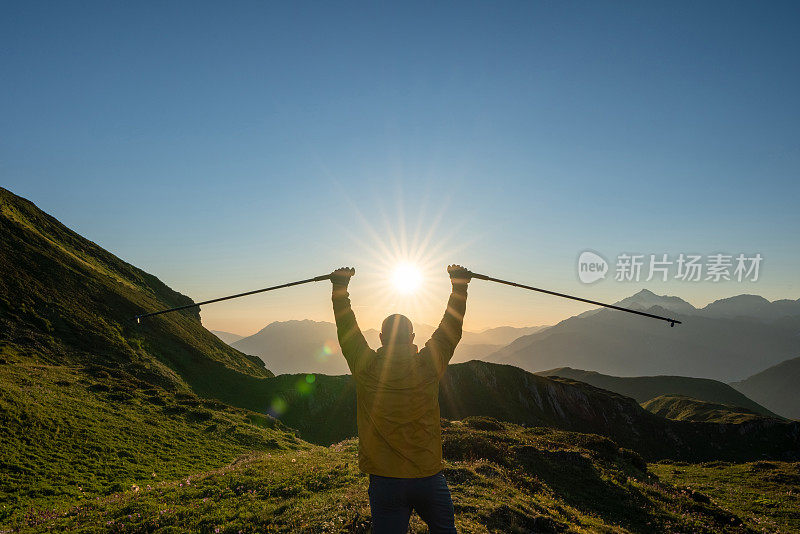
[538,367,777,417]
[0,188,297,525]
[7,418,773,533]
[732,356,800,419]
[0,356,303,526]
[251,361,800,464]
[642,395,772,424]
[652,460,800,533]
[0,187,271,381]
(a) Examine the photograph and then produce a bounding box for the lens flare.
[337,187,474,326]
[269,396,287,416]
[391,263,423,294]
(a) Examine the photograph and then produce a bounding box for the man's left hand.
[447,264,472,285]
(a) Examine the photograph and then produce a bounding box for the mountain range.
[229,319,544,375]
[225,288,800,418]
[488,289,800,382]
[224,288,799,397]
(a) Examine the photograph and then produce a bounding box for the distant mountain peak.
[269,319,331,326]
[614,289,696,315]
[252,319,335,336]
[700,294,800,321]
[704,294,771,308]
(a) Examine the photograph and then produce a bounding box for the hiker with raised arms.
[330,264,471,533]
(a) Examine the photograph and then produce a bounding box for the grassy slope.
[652,461,800,533]
[538,367,778,417]
[0,187,270,382]
[0,188,298,525]
[7,418,768,534]
[642,395,772,424]
[255,362,800,464]
[0,357,304,527]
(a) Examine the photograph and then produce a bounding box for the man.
[329,264,471,534]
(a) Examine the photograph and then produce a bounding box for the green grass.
[0,186,271,383]
[641,395,771,424]
[4,418,768,533]
[651,460,800,533]
[0,360,303,527]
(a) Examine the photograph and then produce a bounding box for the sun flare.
[391,263,423,294]
[340,190,474,327]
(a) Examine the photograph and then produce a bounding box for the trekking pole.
[133,272,338,323]
[467,271,682,327]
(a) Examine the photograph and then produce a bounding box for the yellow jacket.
[332,282,467,478]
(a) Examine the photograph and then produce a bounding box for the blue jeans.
[368,471,457,533]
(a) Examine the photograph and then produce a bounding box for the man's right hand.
[330,267,355,286]
[447,264,472,285]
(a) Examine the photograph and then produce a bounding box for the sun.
[391,263,423,294]
[336,186,475,326]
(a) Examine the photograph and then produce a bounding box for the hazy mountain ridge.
[489,290,800,382]
[211,330,245,344]
[461,325,547,345]
[231,319,543,375]
[701,294,800,321]
[732,355,800,419]
[613,289,698,315]
[231,320,347,375]
[577,289,800,321]
[537,367,778,417]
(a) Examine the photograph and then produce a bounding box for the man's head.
[380,314,415,346]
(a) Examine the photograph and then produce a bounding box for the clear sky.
[3,2,798,335]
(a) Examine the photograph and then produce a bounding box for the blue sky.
[3,2,798,334]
